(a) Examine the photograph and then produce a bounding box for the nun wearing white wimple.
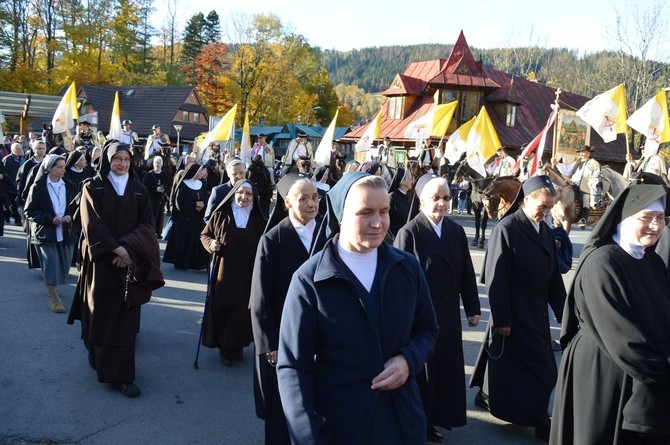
[551,184,670,445]
[24,154,78,313]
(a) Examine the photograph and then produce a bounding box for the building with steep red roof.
[343,31,627,166]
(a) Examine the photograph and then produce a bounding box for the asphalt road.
[0,214,592,445]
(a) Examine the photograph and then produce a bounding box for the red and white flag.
[515,104,559,176]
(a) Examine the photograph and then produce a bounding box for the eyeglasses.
[111,157,132,164]
[637,215,670,227]
[296,195,321,204]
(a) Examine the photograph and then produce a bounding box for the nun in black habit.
[250,173,321,445]
[385,167,416,243]
[394,173,480,443]
[469,175,566,443]
[550,184,670,445]
[200,179,266,365]
[64,149,94,185]
[162,162,209,270]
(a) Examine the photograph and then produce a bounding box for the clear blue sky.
[165,0,668,60]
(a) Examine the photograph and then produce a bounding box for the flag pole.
[625,131,630,157]
[551,88,561,161]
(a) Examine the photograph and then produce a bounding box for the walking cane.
[193,248,218,370]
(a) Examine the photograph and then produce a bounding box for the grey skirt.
[37,242,74,285]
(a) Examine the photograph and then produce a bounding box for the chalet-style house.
[343,31,627,168]
[77,86,209,144]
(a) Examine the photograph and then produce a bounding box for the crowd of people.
[2,126,670,445]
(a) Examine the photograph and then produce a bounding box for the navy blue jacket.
[277,237,438,445]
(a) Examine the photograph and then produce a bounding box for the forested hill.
[321,44,454,93]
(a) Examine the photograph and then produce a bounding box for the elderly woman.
[163,162,209,270]
[250,173,321,445]
[200,180,266,365]
[385,167,415,243]
[394,174,480,443]
[469,175,566,443]
[550,184,670,445]
[24,154,77,313]
[143,156,171,238]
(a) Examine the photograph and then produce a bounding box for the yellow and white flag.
[314,110,339,167]
[443,115,476,165]
[402,101,458,141]
[355,110,382,152]
[576,83,628,143]
[199,104,237,162]
[52,81,79,134]
[239,111,252,165]
[108,91,122,141]
[465,106,502,177]
[626,90,670,157]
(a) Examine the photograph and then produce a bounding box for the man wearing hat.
[251,133,276,185]
[485,147,516,177]
[144,125,171,160]
[73,120,99,151]
[282,130,313,176]
[119,120,139,148]
[554,145,601,227]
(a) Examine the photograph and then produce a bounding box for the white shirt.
[293,143,308,160]
[108,172,129,196]
[47,178,66,242]
[426,215,443,238]
[289,214,317,252]
[337,242,378,292]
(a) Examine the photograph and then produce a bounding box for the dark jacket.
[24,175,78,245]
[277,237,438,445]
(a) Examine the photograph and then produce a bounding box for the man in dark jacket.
[277,173,438,445]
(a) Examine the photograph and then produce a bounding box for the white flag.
[443,116,476,165]
[314,110,339,167]
[52,81,79,134]
[626,90,670,157]
[355,110,382,152]
[576,84,627,143]
[403,106,435,140]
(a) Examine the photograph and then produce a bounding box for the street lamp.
[0,110,5,139]
[174,124,183,153]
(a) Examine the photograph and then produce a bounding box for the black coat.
[24,175,78,245]
[470,208,566,427]
[550,244,670,444]
[249,215,320,444]
[394,213,480,429]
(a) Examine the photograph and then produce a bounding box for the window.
[506,104,517,127]
[182,111,188,121]
[388,97,405,120]
[437,89,482,124]
[193,112,199,123]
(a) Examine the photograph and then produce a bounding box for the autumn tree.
[194,42,235,114]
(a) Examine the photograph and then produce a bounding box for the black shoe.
[427,426,444,444]
[113,382,141,398]
[474,390,490,411]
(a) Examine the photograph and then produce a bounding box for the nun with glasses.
[469,175,566,443]
[550,184,670,445]
[394,173,480,443]
[200,179,266,366]
[163,162,209,270]
[277,172,438,445]
[24,154,77,313]
[250,173,321,445]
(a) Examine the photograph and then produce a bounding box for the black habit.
[142,169,171,237]
[394,212,480,430]
[470,208,566,428]
[250,215,320,444]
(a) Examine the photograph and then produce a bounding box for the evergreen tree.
[203,10,221,44]
[181,12,205,65]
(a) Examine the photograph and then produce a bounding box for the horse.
[481,176,520,219]
[537,165,577,232]
[453,159,494,248]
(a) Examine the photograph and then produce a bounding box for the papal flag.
[465,106,502,177]
[199,104,237,162]
[355,109,382,152]
[108,91,122,141]
[514,104,559,177]
[443,115,476,165]
[314,110,339,167]
[239,111,252,165]
[626,90,670,157]
[52,81,79,134]
[403,101,458,140]
[576,83,628,143]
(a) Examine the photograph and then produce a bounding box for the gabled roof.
[78,86,209,141]
[381,74,427,96]
[344,31,626,164]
